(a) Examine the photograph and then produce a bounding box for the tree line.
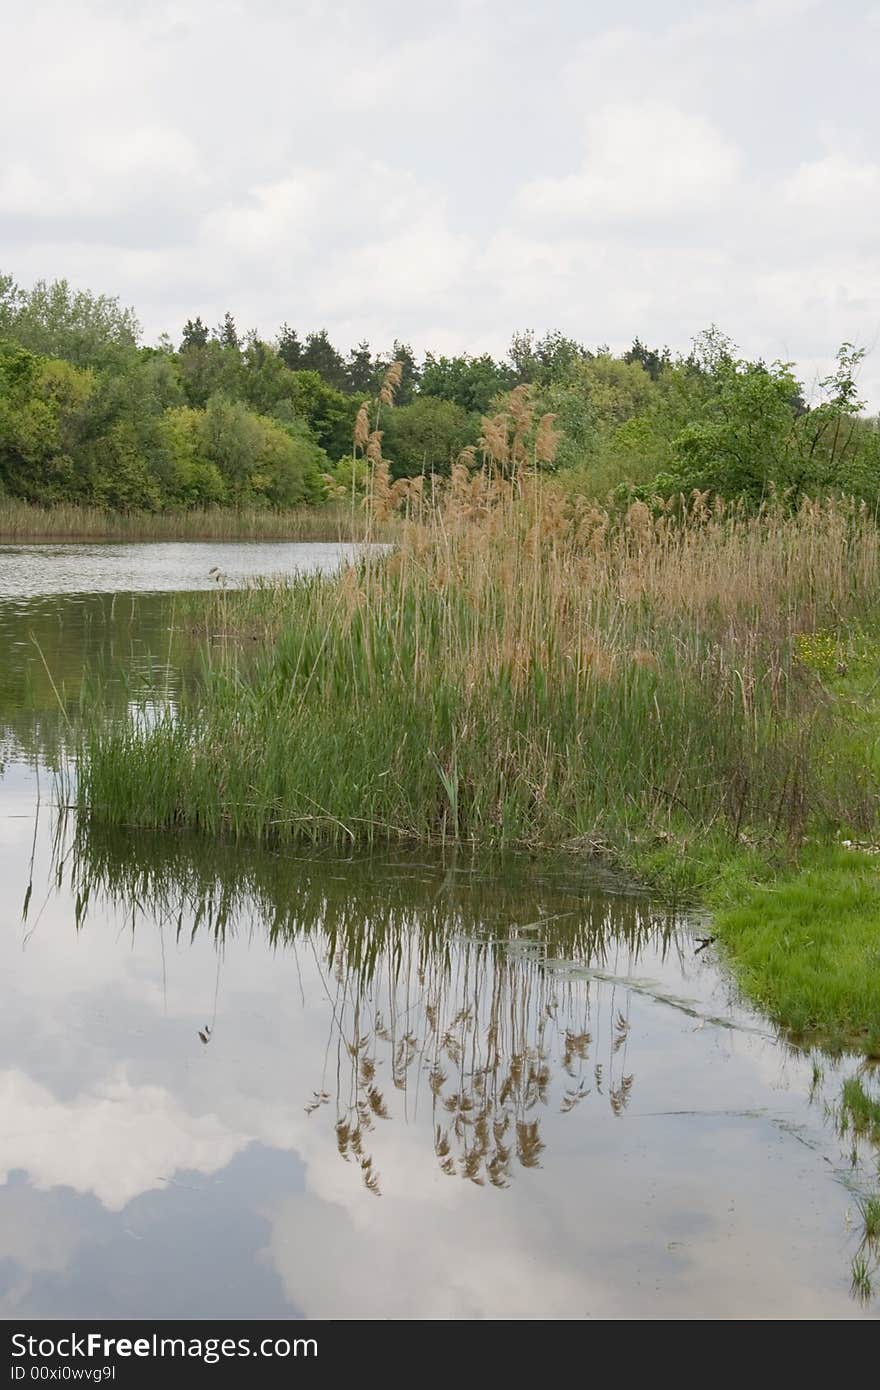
[1,271,878,511]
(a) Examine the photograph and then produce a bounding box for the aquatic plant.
[80,481,880,850]
[859,1195,880,1243]
[840,1077,880,1142]
[851,1253,873,1303]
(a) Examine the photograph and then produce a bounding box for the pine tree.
[276,322,303,370]
[346,340,376,393]
[216,311,240,351]
[301,329,347,391]
[180,316,209,350]
[391,340,419,403]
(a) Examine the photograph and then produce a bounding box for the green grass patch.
[708,848,880,1053]
[840,1076,880,1139]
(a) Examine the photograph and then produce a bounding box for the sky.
[2,0,880,405]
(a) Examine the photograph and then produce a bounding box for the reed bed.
[0,497,374,542]
[77,469,880,855]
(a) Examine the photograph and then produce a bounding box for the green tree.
[195,395,326,506]
[197,394,264,496]
[216,311,240,351]
[534,354,657,476]
[249,415,327,506]
[788,344,871,497]
[87,419,164,509]
[0,275,140,368]
[280,371,357,459]
[301,330,347,391]
[159,406,227,505]
[623,338,672,381]
[346,340,377,394]
[420,353,514,414]
[383,340,420,404]
[0,273,24,336]
[276,323,303,370]
[0,342,95,501]
[180,317,209,350]
[239,337,297,415]
[178,339,243,409]
[508,330,589,385]
[382,397,476,477]
[663,334,803,499]
[577,354,655,430]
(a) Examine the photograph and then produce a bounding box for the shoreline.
[0,499,374,544]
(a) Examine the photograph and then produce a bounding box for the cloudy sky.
[3,0,880,403]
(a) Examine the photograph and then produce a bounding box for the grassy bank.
[0,497,375,542]
[624,834,880,1052]
[77,470,880,1052]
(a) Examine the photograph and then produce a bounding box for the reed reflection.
[64,821,680,1196]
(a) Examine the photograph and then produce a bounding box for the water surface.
[0,539,362,598]
[0,541,877,1320]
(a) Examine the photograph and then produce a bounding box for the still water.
[0,541,877,1320]
[0,539,362,598]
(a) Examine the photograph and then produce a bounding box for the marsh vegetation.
[78,372,880,1052]
[0,497,375,541]
[6,274,880,1057]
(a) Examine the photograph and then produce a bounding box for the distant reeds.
[0,497,377,543]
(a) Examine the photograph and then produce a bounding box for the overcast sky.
[3,0,880,404]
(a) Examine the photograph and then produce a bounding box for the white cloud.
[783,154,880,237]
[203,173,330,255]
[0,126,201,220]
[517,103,742,226]
[321,214,473,312]
[0,1069,247,1210]
[91,125,200,181]
[264,1190,602,1319]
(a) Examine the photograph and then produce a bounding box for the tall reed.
[77,472,880,853]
